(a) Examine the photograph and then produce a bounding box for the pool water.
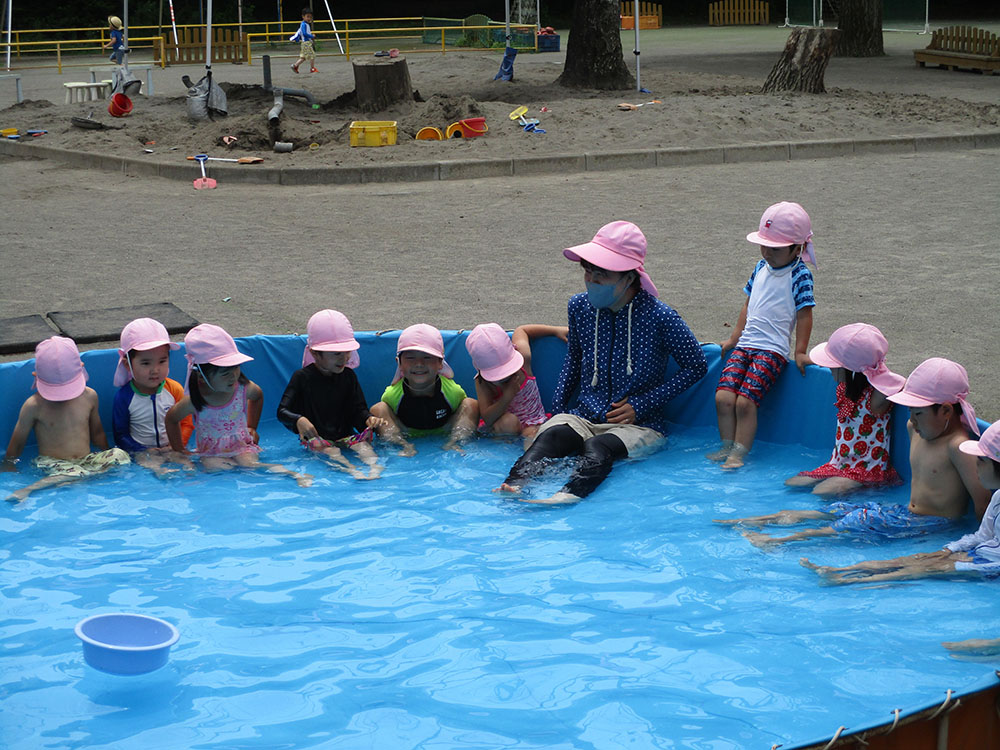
[1,424,995,750]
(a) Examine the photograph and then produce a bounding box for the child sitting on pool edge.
[785,323,905,496]
[716,357,990,548]
[370,324,478,455]
[165,324,312,486]
[802,419,1000,584]
[465,323,566,447]
[709,201,816,469]
[277,310,387,479]
[3,336,130,502]
[111,317,194,476]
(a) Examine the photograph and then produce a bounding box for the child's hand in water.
[366,415,390,431]
[249,427,260,444]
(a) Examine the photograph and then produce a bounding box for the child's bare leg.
[167,451,196,471]
[811,477,863,497]
[317,445,366,480]
[709,389,737,461]
[234,452,314,487]
[713,509,833,527]
[521,424,540,449]
[349,442,383,479]
[200,456,237,473]
[443,398,479,453]
[486,412,521,436]
[721,396,757,469]
[801,550,956,583]
[135,450,177,477]
[742,526,838,549]
[785,474,822,488]
[371,401,416,456]
[942,637,1000,656]
[7,473,81,502]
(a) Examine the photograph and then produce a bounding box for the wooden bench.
[0,73,23,104]
[88,65,155,95]
[63,82,111,103]
[913,26,1000,75]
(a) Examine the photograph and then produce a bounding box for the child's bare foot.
[295,473,314,487]
[521,491,581,505]
[7,488,30,502]
[706,441,733,462]
[496,482,521,493]
[365,464,384,480]
[799,557,823,572]
[713,517,742,525]
[742,530,779,549]
[721,443,749,470]
[397,443,416,457]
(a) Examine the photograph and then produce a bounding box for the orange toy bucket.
[455,117,487,137]
[108,93,133,117]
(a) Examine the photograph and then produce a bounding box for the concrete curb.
[3,131,999,186]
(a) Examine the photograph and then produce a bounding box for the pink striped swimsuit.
[195,383,261,457]
[503,371,547,427]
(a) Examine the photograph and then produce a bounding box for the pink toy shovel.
[192,154,217,190]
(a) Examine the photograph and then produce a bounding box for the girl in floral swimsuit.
[787,323,905,496]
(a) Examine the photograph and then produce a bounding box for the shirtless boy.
[716,358,989,548]
[801,419,1000,585]
[2,337,129,502]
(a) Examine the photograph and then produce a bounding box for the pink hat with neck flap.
[563,220,659,297]
[34,336,88,401]
[887,357,980,436]
[466,323,523,383]
[960,420,1000,461]
[183,324,253,390]
[392,323,454,384]
[303,310,360,369]
[808,323,904,396]
[746,201,816,266]
[114,317,180,387]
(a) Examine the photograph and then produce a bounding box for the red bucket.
[108,93,133,117]
[456,117,487,137]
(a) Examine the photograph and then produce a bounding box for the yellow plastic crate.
[349,120,397,147]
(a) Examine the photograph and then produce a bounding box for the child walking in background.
[786,323,904,496]
[112,318,194,476]
[802,420,1000,585]
[278,310,386,479]
[465,323,565,446]
[103,16,125,64]
[370,324,478,455]
[709,201,816,469]
[717,357,989,548]
[165,324,312,486]
[3,337,129,502]
[289,8,317,74]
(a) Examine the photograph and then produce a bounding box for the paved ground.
[2,25,999,420]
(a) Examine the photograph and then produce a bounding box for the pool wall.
[0,332,918,480]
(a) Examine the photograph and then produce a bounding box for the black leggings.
[503,424,628,499]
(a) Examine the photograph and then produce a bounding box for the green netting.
[882,0,928,31]
[422,17,464,45]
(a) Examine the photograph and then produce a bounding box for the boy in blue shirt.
[103,16,125,64]
[290,8,318,74]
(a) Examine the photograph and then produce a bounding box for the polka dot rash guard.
[552,290,707,434]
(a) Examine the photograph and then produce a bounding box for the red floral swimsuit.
[799,382,900,486]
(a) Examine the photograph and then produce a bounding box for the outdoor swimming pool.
[1,335,996,749]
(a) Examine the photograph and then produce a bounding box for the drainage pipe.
[262,54,316,106]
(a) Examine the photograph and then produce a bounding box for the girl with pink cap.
[465,323,565,445]
[165,324,312,486]
[802,420,1000,585]
[4,336,130,502]
[786,323,905,496]
[111,317,194,476]
[277,310,387,479]
[370,323,479,455]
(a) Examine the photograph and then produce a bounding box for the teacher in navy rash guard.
[498,220,708,505]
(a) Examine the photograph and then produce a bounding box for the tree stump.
[761,28,840,94]
[352,56,413,113]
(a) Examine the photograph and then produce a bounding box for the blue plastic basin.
[75,613,179,675]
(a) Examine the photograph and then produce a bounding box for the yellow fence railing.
[244,24,539,63]
[1,36,166,72]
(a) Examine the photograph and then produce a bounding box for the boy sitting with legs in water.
[3,337,129,502]
[716,358,990,548]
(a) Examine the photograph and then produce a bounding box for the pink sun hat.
[960,420,1000,461]
[182,324,253,390]
[808,323,904,396]
[113,318,180,387]
[466,324,523,383]
[34,336,88,401]
[392,323,454,384]
[563,220,659,297]
[887,357,980,436]
[302,310,360,370]
[746,201,817,266]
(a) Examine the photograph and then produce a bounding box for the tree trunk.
[352,56,413,113]
[557,0,634,90]
[761,28,840,94]
[835,0,884,57]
